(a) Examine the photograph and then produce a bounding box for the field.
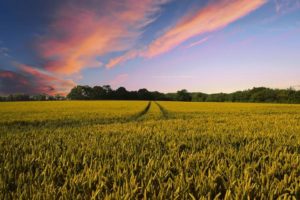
[1,101,300,199]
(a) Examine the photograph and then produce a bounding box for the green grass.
[1,101,300,199]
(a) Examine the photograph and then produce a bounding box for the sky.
[0,0,300,95]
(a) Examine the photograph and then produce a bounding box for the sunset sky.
[0,0,300,95]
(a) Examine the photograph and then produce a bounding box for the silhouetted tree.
[176,89,192,101]
[67,86,89,100]
[92,86,106,100]
[4,85,297,102]
[138,89,153,100]
[115,87,129,100]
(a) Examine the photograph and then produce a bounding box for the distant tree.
[115,87,129,100]
[176,89,192,101]
[7,94,30,101]
[102,85,113,99]
[230,90,251,102]
[128,91,138,100]
[249,87,275,102]
[192,92,208,102]
[92,86,106,100]
[67,86,90,100]
[206,93,227,102]
[138,89,153,100]
[54,94,66,100]
[32,94,47,101]
[152,91,169,100]
[165,93,177,100]
[63,85,300,103]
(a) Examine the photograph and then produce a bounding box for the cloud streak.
[109,73,129,87]
[274,0,300,14]
[144,0,267,57]
[0,47,10,57]
[39,0,170,74]
[0,63,75,95]
[185,37,210,49]
[108,0,266,67]
[1,0,170,95]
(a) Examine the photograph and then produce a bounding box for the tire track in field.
[154,101,170,119]
[2,101,153,129]
[130,101,151,120]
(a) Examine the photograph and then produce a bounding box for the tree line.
[1,85,300,103]
[0,94,66,102]
[191,87,300,103]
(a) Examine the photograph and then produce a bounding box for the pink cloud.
[107,50,141,68]
[0,71,15,79]
[107,0,266,67]
[16,63,76,95]
[109,73,129,87]
[144,0,267,57]
[39,0,170,75]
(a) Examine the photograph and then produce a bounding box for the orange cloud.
[39,0,170,74]
[144,0,267,57]
[107,0,266,67]
[109,73,129,87]
[16,63,76,95]
[107,50,141,68]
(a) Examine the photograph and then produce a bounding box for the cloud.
[152,75,194,79]
[0,47,10,57]
[185,36,210,49]
[0,71,31,95]
[0,63,75,95]
[39,0,170,74]
[18,63,76,95]
[107,50,141,68]
[109,73,129,87]
[107,0,266,67]
[274,0,300,14]
[1,0,171,95]
[292,85,300,90]
[144,0,267,57]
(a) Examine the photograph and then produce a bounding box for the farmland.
[1,101,300,199]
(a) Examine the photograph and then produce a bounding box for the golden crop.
[0,101,300,199]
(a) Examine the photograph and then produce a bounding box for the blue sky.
[0,0,300,95]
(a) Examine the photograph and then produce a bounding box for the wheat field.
[1,101,300,199]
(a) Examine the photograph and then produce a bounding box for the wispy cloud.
[0,47,10,57]
[144,0,267,58]
[109,73,129,87]
[152,75,194,79]
[107,50,141,68]
[0,71,31,95]
[1,0,171,95]
[16,63,76,95]
[185,36,210,49]
[39,0,170,74]
[107,0,267,67]
[0,63,75,95]
[274,0,300,14]
[292,85,300,90]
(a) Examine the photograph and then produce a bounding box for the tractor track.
[1,101,172,130]
[130,101,151,120]
[154,101,169,119]
[1,101,153,129]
